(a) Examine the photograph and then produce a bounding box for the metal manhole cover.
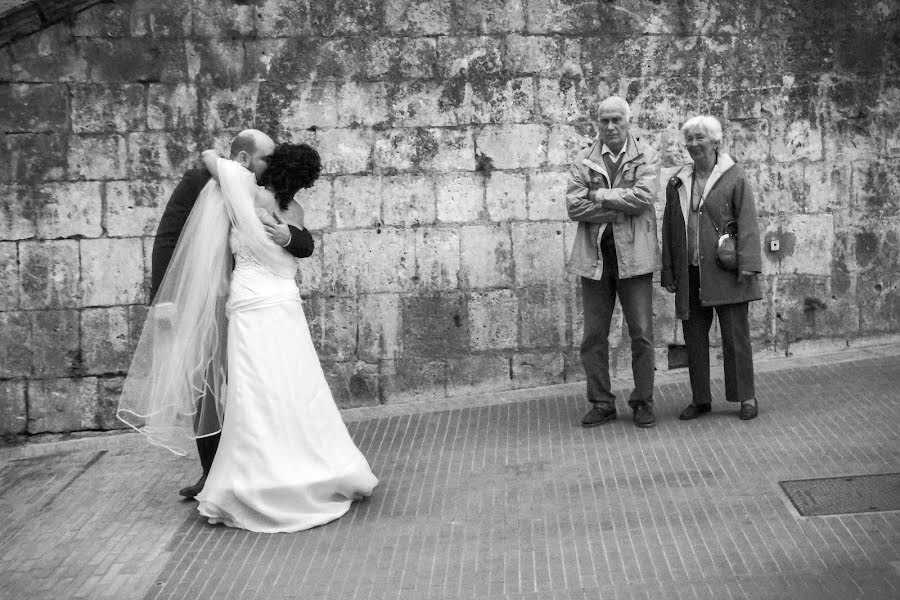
[779,473,900,516]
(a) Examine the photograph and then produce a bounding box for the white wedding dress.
[195,160,377,533]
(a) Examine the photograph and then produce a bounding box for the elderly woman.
[661,116,763,421]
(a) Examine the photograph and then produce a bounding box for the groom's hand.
[262,212,292,247]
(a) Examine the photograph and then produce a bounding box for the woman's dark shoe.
[633,402,656,428]
[739,399,758,420]
[581,405,617,427]
[679,403,712,420]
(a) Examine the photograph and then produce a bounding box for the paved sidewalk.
[1,346,899,599]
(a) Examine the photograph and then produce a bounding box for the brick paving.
[1,346,899,600]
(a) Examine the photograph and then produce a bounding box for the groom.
[151,129,314,499]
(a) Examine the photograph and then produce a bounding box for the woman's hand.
[737,270,757,284]
[664,283,676,293]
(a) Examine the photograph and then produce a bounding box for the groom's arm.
[284,225,315,258]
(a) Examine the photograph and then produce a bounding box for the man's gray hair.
[681,116,723,143]
[597,96,631,121]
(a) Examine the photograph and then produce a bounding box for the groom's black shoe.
[179,473,207,500]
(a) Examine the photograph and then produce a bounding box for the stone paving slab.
[1,347,899,599]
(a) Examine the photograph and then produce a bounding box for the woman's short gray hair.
[681,115,723,143]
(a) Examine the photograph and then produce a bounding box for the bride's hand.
[201,149,223,179]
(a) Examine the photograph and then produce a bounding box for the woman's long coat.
[660,153,763,320]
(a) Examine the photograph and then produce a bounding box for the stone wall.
[1,0,897,438]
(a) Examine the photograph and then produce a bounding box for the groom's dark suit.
[150,166,315,486]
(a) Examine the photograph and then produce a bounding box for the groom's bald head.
[230,129,276,182]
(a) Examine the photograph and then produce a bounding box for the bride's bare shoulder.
[253,187,277,210]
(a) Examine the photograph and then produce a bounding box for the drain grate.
[780,473,900,516]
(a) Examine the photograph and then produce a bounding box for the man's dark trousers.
[580,263,655,410]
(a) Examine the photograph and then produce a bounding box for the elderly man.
[150,129,315,499]
[566,96,662,428]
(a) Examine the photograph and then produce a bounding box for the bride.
[120,142,377,533]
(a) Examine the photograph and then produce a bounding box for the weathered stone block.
[446,354,513,397]
[436,173,485,223]
[322,229,415,295]
[512,222,566,285]
[71,84,146,133]
[416,127,475,172]
[106,180,176,237]
[773,275,859,342]
[547,124,592,167]
[401,292,468,357]
[80,238,145,307]
[96,377,129,430]
[0,379,27,435]
[323,361,380,408]
[364,37,437,80]
[129,0,192,37]
[33,182,102,240]
[147,84,199,131]
[27,377,99,434]
[518,285,566,348]
[724,119,770,163]
[858,270,899,333]
[485,171,528,221]
[803,162,849,215]
[528,170,568,221]
[381,175,437,227]
[19,240,80,309]
[200,84,259,131]
[333,175,382,229]
[475,125,546,169]
[0,185,36,240]
[653,283,681,346]
[0,242,18,310]
[373,129,419,173]
[68,135,128,181]
[72,2,130,37]
[415,228,460,290]
[391,80,465,127]
[192,0,256,37]
[438,36,504,80]
[469,289,518,350]
[770,118,823,162]
[470,77,535,124]
[358,293,402,361]
[300,179,333,231]
[504,35,580,76]
[128,132,198,180]
[83,39,186,83]
[0,311,31,377]
[751,162,806,216]
[511,351,564,389]
[29,310,80,377]
[255,0,317,36]
[8,23,88,82]
[0,84,67,133]
[316,128,373,175]
[309,295,358,361]
[337,81,391,128]
[770,214,835,276]
[453,0,525,33]
[81,306,147,375]
[459,224,514,289]
[262,82,339,133]
[383,0,451,35]
[536,75,589,123]
[852,159,900,218]
[380,357,447,403]
[525,0,601,33]
[7,134,68,182]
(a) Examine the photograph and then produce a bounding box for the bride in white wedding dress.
[193,144,378,533]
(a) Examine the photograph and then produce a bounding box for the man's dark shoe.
[739,399,758,421]
[633,402,656,428]
[179,473,207,500]
[679,402,712,420]
[581,405,617,428]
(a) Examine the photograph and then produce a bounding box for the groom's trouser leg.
[197,433,220,474]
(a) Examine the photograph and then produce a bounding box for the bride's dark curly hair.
[259,143,323,210]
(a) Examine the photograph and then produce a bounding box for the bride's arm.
[201,149,223,180]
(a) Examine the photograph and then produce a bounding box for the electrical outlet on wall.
[769,238,780,252]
